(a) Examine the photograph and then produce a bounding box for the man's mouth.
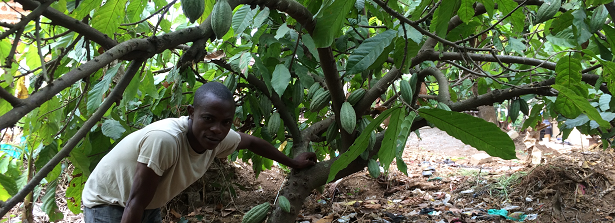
[204,136,221,143]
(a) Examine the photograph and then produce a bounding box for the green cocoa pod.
[347,88,366,105]
[267,112,281,137]
[278,196,291,213]
[400,79,413,105]
[310,90,330,112]
[211,0,232,38]
[367,159,381,178]
[510,99,521,123]
[293,81,304,107]
[326,122,339,143]
[242,202,270,223]
[340,102,356,133]
[409,73,418,90]
[307,83,321,99]
[519,99,529,116]
[259,97,272,116]
[181,0,205,23]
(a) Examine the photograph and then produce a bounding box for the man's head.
[187,82,235,153]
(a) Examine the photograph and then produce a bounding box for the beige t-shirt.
[82,116,241,209]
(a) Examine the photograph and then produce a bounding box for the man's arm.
[237,132,316,169]
[121,163,161,223]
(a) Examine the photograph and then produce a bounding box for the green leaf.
[232,5,256,35]
[328,108,398,183]
[601,60,615,94]
[508,38,526,54]
[66,168,86,214]
[253,8,270,29]
[550,11,574,35]
[73,0,103,19]
[101,119,126,140]
[312,0,354,48]
[458,0,474,24]
[346,30,397,74]
[522,104,543,130]
[35,141,58,175]
[122,71,141,108]
[553,84,610,128]
[536,0,561,23]
[590,5,608,33]
[0,172,17,196]
[497,0,524,33]
[379,108,405,171]
[126,0,147,23]
[41,180,64,221]
[603,25,615,51]
[586,0,613,7]
[87,63,121,114]
[396,112,416,175]
[0,39,11,67]
[272,64,291,97]
[477,0,494,17]
[302,34,320,62]
[430,0,457,38]
[92,0,128,37]
[572,9,592,45]
[600,94,612,111]
[418,108,517,160]
[275,23,290,39]
[26,45,41,71]
[140,70,159,99]
[555,55,586,96]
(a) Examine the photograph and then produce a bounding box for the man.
[82,82,316,223]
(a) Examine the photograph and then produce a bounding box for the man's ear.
[187,105,194,119]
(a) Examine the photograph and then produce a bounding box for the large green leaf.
[555,55,586,96]
[601,60,615,94]
[272,64,291,97]
[73,0,103,19]
[102,119,126,140]
[41,180,64,221]
[552,84,610,128]
[87,63,121,114]
[378,108,405,171]
[92,0,128,37]
[418,108,517,160]
[536,0,561,23]
[328,108,398,183]
[497,0,524,33]
[457,0,474,24]
[126,0,147,23]
[66,168,86,214]
[550,11,574,35]
[430,0,457,38]
[345,30,397,74]
[572,9,592,45]
[0,172,17,196]
[603,25,615,51]
[395,112,416,175]
[233,5,256,35]
[312,0,355,48]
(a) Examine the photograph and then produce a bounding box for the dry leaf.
[315,214,334,223]
[170,209,181,218]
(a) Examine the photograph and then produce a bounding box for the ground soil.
[5,127,615,223]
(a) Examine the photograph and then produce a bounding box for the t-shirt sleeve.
[137,130,180,176]
[215,129,241,158]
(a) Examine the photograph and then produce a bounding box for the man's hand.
[291,152,317,169]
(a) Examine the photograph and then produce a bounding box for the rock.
[470,153,494,165]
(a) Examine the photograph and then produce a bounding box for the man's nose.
[210,123,223,134]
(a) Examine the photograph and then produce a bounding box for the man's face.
[187,94,235,152]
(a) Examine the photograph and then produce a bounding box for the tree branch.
[355,67,401,115]
[15,0,118,52]
[121,0,177,26]
[0,0,52,41]
[0,86,22,107]
[418,67,452,104]
[0,58,145,217]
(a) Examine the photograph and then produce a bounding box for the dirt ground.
[5,127,615,223]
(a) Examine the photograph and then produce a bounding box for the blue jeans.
[84,205,162,223]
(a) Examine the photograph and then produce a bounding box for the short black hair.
[193,82,234,107]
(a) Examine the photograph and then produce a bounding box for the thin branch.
[3,27,23,68]
[121,0,177,26]
[0,58,145,217]
[0,22,14,29]
[54,81,89,137]
[373,0,491,52]
[0,0,52,41]
[35,18,50,83]
[41,29,72,41]
[414,0,441,24]
[454,0,529,44]
[0,86,22,107]
[288,26,302,72]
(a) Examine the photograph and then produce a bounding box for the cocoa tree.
[0,0,614,222]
